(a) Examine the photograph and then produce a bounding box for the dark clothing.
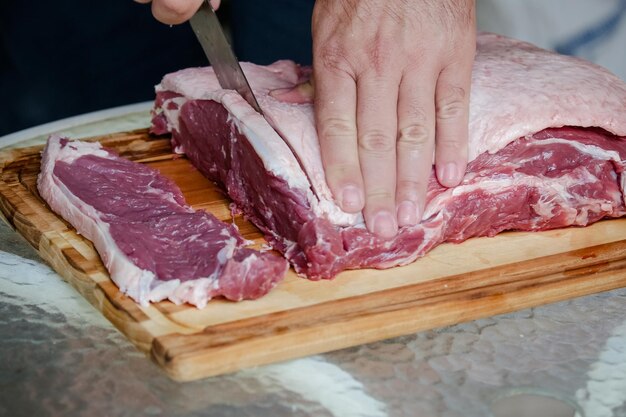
[231,0,314,65]
[0,0,314,136]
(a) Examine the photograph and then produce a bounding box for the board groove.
[2,128,626,381]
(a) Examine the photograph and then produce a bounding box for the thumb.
[150,0,203,25]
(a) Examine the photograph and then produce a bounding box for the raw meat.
[37,136,288,307]
[151,33,626,279]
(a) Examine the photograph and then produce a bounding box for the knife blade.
[189,0,263,114]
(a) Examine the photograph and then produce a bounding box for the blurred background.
[0,0,315,136]
[1,0,625,137]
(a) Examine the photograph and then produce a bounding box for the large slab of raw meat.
[37,136,288,307]
[151,33,626,279]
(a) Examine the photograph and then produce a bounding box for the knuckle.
[437,136,465,150]
[359,130,395,154]
[397,179,422,191]
[366,188,394,202]
[367,37,393,73]
[436,86,467,121]
[319,118,357,143]
[324,163,359,181]
[317,43,352,75]
[396,179,423,201]
[397,124,432,149]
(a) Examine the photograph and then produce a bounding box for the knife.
[189,0,263,114]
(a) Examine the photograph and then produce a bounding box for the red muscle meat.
[151,33,626,279]
[38,136,288,306]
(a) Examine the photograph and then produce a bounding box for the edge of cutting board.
[2,129,626,381]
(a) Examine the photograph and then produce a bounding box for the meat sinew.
[151,32,626,279]
[37,136,288,307]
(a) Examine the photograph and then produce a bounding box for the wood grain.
[2,129,626,381]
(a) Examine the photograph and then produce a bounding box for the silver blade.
[189,0,263,114]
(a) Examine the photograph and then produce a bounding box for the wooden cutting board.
[2,129,626,381]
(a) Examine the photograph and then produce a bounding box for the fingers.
[137,0,221,24]
[356,72,401,238]
[314,60,363,214]
[150,0,204,25]
[434,60,472,188]
[395,67,438,227]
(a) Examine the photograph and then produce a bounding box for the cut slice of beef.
[37,135,288,307]
[151,33,626,279]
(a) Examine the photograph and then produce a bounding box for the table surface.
[1,109,625,417]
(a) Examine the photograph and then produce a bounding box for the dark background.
[0,0,315,136]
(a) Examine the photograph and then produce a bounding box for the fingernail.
[439,162,460,186]
[397,200,417,227]
[340,185,363,212]
[371,211,398,239]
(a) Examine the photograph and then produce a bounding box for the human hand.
[313,0,476,238]
[134,0,220,25]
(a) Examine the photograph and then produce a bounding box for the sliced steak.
[37,136,288,307]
